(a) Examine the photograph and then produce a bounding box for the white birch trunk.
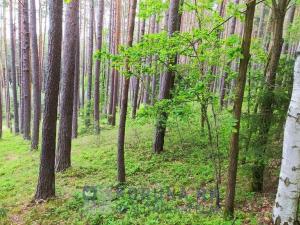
[273,44,300,225]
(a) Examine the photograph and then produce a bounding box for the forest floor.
[0,121,277,225]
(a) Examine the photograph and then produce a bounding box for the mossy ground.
[0,119,274,225]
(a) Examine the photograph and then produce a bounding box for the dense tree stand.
[0,0,299,223]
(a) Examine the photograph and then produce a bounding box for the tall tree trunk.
[35,0,63,200]
[81,0,86,108]
[153,0,181,153]
[132,19,145,119]
[108,0,115,123]
[56,0,79,172]
[30,0,41,149]
[2,4,11,130]
[220,0,239,109]
[87,0,94,101]
[252,0,289,192]
[18,0,23,134]
[0,73,2,138]
[273,43,300,225]
[151,18,159,106]
[257,3,267,39]
[282,4,296,55]
[21,0,31,140]
[9,0,19,134]
[94,0,105,134]
[72,16,80,140]
[110,0,121,126]
[117,0,137,183]
[224,0,256,217]
[41,0,48,92]
[85,0,94,127]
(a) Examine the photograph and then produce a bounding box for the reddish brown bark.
[9,0,19,134]
[94,0,105,134]
[132,19,146,119]
[35,0,63,200]
[21,0,31,140]
[72,16,80,140]
[56,0,79,172]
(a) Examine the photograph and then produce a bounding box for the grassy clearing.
[0,120,273,225]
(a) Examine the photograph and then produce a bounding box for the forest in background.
[0,0,300,224]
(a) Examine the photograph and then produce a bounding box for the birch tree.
[273,44,300,225]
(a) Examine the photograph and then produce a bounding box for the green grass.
[0,120,271,225]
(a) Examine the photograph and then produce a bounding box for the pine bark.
[87,0,94,102]
[56,0,79,172]
[21,0,31,140]
[2,4,11,130]
[224,0,256,217]
[35,0,63,200]
[111,0,121,126]
[9,0,19,134]
[132,19,145,118]
[220,0,239,109]
[94,0,105,134]
[257,3,267,39]
[108,0,115,123]
[81,0,86,108]
[18,0,23,134]
[30,0,41,149]
[72,18,80,139]
[0,74,2,138]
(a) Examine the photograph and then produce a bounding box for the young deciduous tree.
[224,0,256,218]
[117,0,137,183]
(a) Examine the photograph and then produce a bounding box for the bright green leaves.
[226,1,245,21]
[139,0,169,20]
